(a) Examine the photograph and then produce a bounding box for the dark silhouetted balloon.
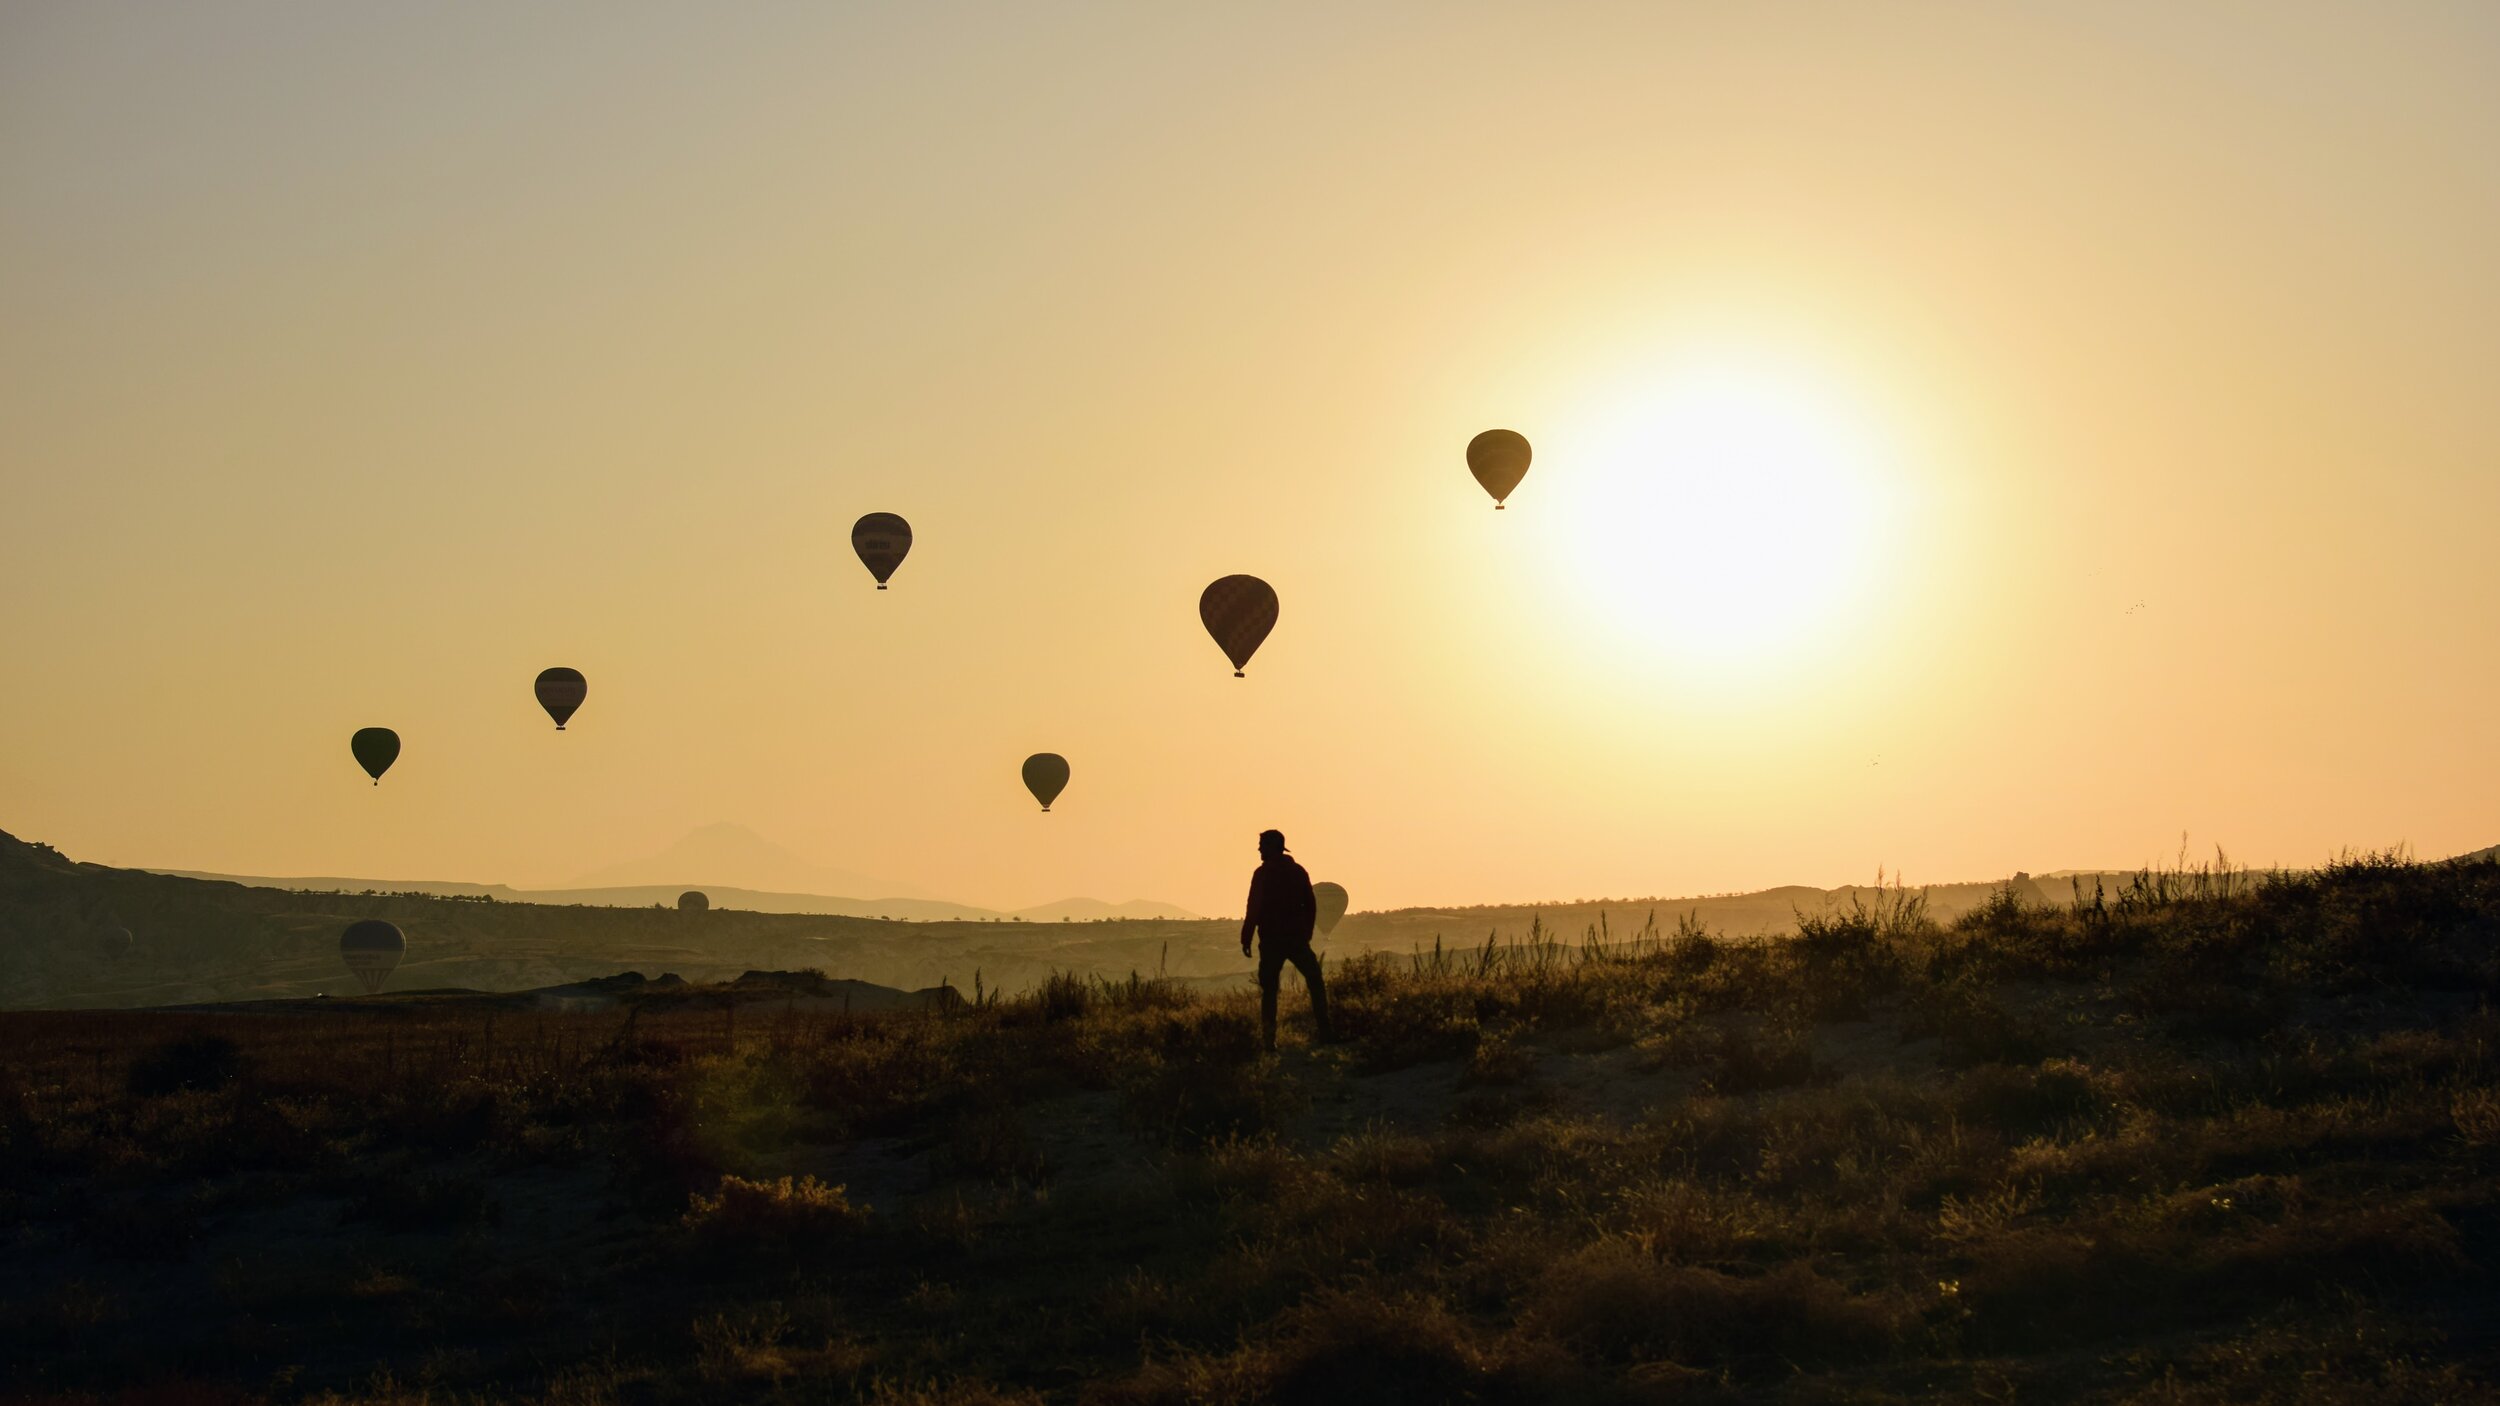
[1199,575,1278,677]
[852,513,912,589]
[1312,882,1348,938]
[1467,429,1532,508]
[1022,753,1070,812]
[678,890,710,912]
[351,728,400,785]
[339,919,405,995]
[535,667,587,730]
[96,925,133,960]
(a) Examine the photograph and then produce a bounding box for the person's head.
[1257,829,1287,859]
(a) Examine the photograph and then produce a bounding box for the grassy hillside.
[5,830,2092,1010]
[0,830,1229,1007]
[2,853,2495,1402]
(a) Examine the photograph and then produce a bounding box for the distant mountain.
[562,822,926,898]
[1009,897,1204,922]
[143,872,1204,923]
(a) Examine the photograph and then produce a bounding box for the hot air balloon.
[1022,753,1070,812]
[852,513,912,589]
[1312,882,1348,939]
[339,919,405,995]
[351,728,400,785]
[535,667,587,730]
[678,890,710,912]
[1199,575,1278,677]
[1467,429,1532,508]
[95,925,134,961]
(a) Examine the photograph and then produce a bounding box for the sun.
[1535,354,1898,674]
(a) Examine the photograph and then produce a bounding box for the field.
[4,854,2497,1403]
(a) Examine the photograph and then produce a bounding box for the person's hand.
[1240,939,1253,958]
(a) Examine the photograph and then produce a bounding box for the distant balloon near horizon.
[339,919,404,995]
[1199,575,1279,677]
[350,728,399,785]
[852,513,913,588]
[1312,882,1348,938]
[1467,429,1532,508]
[1022,753,1070,812]
[535,667,587,730]
[678,890,709,912]
[95,925,133,960]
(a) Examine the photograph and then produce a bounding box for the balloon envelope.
[339,919,405,995]
[1467,429,1532,507]
[1022,753,1070,811]
[678,890,710,912]
[96,926,133,960]
[350,728,400,784]
[535,668,587,730]
[1312,882,1348,938]
[852,513,913,587]
[1199,575,1279,676]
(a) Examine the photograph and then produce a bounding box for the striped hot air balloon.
[1467,429,1532,508]
[1198,575,1278,677]
[852,513,912,588]
[535,668,587,730]
[339,920,405,995]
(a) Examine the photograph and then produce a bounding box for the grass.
[1,853,2496,1402]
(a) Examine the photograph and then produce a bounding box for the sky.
[4,2,2497,915]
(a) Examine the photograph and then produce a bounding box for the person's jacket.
[1242,857,1317,947]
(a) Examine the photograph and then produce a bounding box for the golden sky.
[4,2,2496,914]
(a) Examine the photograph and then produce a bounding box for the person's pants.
[1258,939,1333,1047]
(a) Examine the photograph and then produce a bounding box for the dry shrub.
[2115,1294,2495,1405]
[862,1377,1047,1405]
[1171,1135,1312,1206]
[2453,1087,2500,1147]
[1904,979,2050,1066]
[1958,1198,2467,1352]
[682,1174,866,1254]
[1259,1289,1489,1406]
[1528,1239,1895,1371]
[1327,1127,1441,1188]
[1955,1059,2108,1137]
[1705,1023,1816,1093]
[1461,1029,1537,1087]
[945,1102,1049,1182]
[1121,1009,1289,1146]
[1612,1178,1781,1264]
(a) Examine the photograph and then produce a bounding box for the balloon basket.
[877,584,888,590]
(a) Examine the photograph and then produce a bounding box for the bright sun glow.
[1538,355,1898,674]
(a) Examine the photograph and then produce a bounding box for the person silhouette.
[1241,829,1335,1052]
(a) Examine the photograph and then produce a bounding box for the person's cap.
[1258,829,1288,853]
